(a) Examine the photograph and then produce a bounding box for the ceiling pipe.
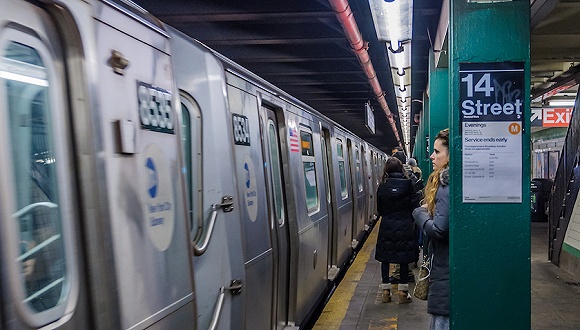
[328,0,403,149]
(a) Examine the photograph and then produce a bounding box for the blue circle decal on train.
[243,154,258,222]
[141,143,175,251]
[245,162,251,188]
[146,157,158,198]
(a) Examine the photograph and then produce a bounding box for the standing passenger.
[375,157,419,304]
[412,128,450,330]
[408,157,423,181]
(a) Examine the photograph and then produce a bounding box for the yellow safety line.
[312,221,380,329]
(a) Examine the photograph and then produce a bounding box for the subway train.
[0,0,388,329]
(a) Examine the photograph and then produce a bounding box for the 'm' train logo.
[508,123,521,135]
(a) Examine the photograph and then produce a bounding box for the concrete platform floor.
[312,221,580,329]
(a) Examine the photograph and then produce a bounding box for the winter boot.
[381,283,391,303]
[397,284,412,304]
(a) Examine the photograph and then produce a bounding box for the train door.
[347,139,364,247]
[228,85,274,330]
[320,126,338,279]
[0,3,90,328]
[361,145,370,227]
[369,150,376,221]
[262,106,290,330]
[334,136,353,269]
[94,4,195,328]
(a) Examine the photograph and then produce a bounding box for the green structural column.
[449,1,531,329]
[428,48,450,178]
[413,89,429,176]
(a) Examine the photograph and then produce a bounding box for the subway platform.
[312,221,580,329]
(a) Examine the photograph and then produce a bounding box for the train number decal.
[232,113,251,146]
[137,81,174,134]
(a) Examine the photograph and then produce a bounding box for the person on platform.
[375,157,419,304]
[408,157,423,181]
[412,128,450,330]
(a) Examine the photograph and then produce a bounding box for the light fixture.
[369,0,413,44]
[369,0,414,151]
[387,41,412,74]
[548,99,575,107]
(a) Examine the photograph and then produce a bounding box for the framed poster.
[460,62,524,203]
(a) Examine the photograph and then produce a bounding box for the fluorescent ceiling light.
[369,0,413,43]
[369,0,414,150]
[548,99,575,107]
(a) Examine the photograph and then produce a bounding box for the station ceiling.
[131,0,580,153]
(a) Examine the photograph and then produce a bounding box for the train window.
[336,139,348,199]
[2,41,69,315]
[268,121,284,224]
[300,129,318,211]
[180,94,202,239]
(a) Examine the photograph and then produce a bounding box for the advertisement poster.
[460,62,524,203]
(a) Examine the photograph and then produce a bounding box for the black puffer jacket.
[375,172,419,264]
[412,168,449,316]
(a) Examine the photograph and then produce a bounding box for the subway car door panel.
[95,6,194,329]
[348,140,366,248]
[262,103,291,330]
[362,144,372,226]
[226,80,274,330]
[0,2,90,328]
[288,114,330,325]
[320,125,339,280]
[170,29,245,330]
[333,134,354,270]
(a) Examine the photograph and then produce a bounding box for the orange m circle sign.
[508,122,521,135]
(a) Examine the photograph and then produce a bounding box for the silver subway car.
[0,0,387,329]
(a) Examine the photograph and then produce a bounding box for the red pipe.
[328,0,403,148]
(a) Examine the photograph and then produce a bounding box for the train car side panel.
[332,130,354,270]
[286,110,330,326]
[348,138,366,248]
[169,28,246,330]
[0,1,92,328]
[94,6,193,329]
[226,74,274,330]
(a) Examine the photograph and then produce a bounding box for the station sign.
[459,62,523,203]
[365,102,375,134]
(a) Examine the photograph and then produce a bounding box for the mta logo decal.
[146,157,158,198]
[244,163,250,188]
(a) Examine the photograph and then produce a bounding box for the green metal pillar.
[428,48,450,178]
[448,1,530,329]
[412,114,425,166]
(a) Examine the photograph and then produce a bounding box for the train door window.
[268,120,284,225]
[355,146,362,192]
[376,158,379,181]
[2,37,74,322]
[180,94,202,239]
[336,138,348,199]
[300,128,318,212]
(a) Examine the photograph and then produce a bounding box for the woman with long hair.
[413,128,450,330]
[375,157,419,304]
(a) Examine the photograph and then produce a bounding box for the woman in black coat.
[375,157,419,304]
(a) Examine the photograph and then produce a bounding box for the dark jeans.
[381,262,409,284]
